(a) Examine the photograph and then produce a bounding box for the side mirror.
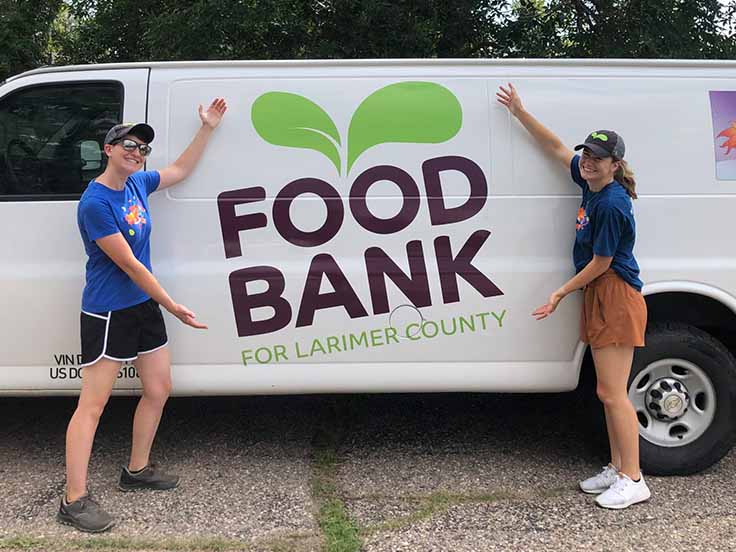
[80,140,102,170]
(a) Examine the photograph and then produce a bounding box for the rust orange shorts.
[580,269,647,349]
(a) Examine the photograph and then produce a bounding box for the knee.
[76,397,109,422]
[143,379,172,404]
[596,383,628,407]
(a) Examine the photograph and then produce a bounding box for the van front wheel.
[630,322,736,475]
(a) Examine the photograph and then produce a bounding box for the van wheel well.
[645,292,736,357]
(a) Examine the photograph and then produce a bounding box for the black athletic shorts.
[80,299,168,367]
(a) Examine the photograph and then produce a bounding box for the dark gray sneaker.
[57,495,115,533]
[118,464,180,491]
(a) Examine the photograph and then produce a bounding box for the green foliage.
[1,0,735,81]
[0,0,62,81]
[308,0,507,58]
[499,0,736,58]
[309,414,362,552]
[558,0,736,59]
[52,0,318,64]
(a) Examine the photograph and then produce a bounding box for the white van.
[1,59,735,476]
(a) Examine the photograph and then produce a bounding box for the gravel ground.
[0,396,320,546]
[0,392,733,551]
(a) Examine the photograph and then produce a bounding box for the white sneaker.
[595,473,651,509]
[579,464,618,494]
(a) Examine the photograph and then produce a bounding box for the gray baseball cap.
[104,122,155,145]
[574,130,625,159]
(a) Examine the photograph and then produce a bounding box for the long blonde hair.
[614,159,637,199]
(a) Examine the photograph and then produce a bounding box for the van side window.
[0,82,122,200]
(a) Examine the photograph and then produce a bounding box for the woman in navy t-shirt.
[58,100,227,533]
[497,83,650,510]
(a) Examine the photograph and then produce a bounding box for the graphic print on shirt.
[576,206,589,231]
[122,196,147,237]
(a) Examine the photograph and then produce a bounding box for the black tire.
[632,322,736,475]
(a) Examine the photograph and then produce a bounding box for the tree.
[54,0,507,63]
[0,0,62,81]
[54,0,318,63]
[308,0,507,59]
[561,0,736,59]
[9,0,736,76]
[498,0,736,59]
[495,0,570,57]
[52,0,156,65]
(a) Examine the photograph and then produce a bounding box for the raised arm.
[496,83,575,170]
[95,233,207,329]
[157,98,228,190]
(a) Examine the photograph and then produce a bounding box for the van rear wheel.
[630,322,736,475]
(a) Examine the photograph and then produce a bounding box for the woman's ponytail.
[615,159,637,199]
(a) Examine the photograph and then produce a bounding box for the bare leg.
[129,346,172,471]
[603,405,622,469]
[65,358,122,502]
[593,345,640,479]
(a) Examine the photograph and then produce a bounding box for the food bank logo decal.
[251,82,462,175]
[217,81,503,339]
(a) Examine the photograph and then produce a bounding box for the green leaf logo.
[591,132,608,141]
[251,82,462,175]
[251,92,342,173]
[347,82,462,172]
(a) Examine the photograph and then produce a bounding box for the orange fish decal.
[717,122,736,155]
[576,207,589,231]
[124,203,147,226]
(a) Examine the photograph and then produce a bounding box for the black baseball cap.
[104,122,155,145]
[574,130,625,159]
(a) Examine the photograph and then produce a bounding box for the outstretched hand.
[198,98,227,130]
[496,83,524,116]
[532,289,566,321]
[170,303,208,330]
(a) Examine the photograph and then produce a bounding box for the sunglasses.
[114,138,152,157]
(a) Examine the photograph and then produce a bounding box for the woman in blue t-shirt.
[58,99,227,533]
[497,83,650,510]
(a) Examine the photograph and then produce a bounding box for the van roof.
[7,58,736,82]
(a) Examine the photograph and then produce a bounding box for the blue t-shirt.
[77,171,161,312]
[570,155,642,291]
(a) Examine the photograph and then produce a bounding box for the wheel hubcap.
[646,377,690,420]
[629,359,716,447]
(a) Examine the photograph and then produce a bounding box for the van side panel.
[1,61,734,395]
[142,66,583,394]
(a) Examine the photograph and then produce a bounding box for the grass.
[317,498,362,552]
[309,403,363,552]
[305,398,571,549]
[361,490,519,536]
